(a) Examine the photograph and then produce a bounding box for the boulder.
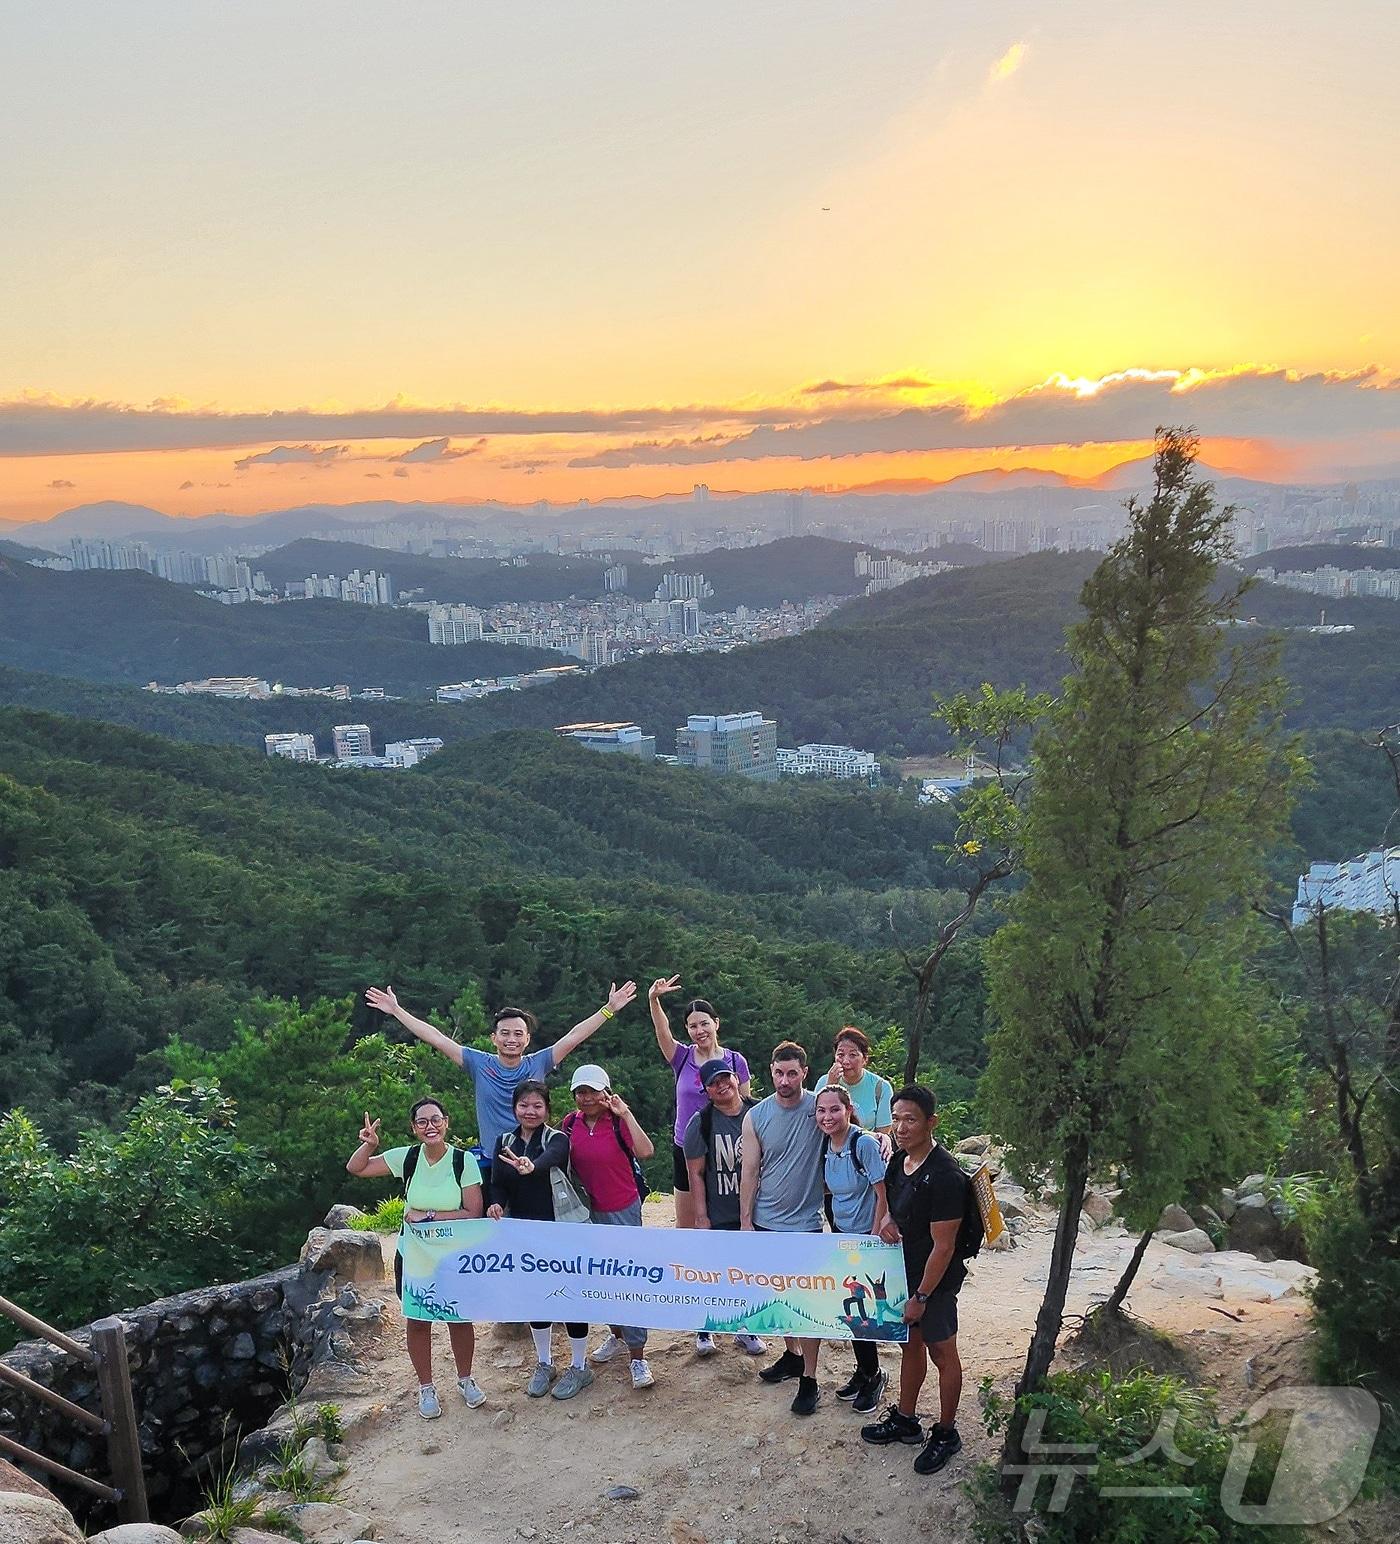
[286,1501,375,1543]
[1160,1228,1215,1254]
[1235,1173,1268,1200]
[0,1463,58,1505]
[1216,1188,1238,1221]
[1190,1204,1224,1237]
[1226,1194,1284,1258]
[0,1493,84,1544]
[1157,1203,1195,1233]
[229,1532,292,1544]
[1081,1192,1114,1228]
[322,1204,367,1230]
[300,1229,384,1284]
[997,1194,1028,1221]
[89,1528,185,1543]
[298,1436,345,1484]
[954,1135,990,1156]
[299,1360,376,1400]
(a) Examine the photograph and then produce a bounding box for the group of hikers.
[345,976,974,1478]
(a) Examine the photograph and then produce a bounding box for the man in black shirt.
[860,1085,970,1476]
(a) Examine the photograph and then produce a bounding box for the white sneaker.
[417,1384,442,1420]
[735,1333,767,1356]
[695,1332,718,1357]
[591,1334,628,1364]
[629,1358,655,1389]
[457,1375,486,1409]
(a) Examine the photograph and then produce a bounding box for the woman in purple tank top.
[647,977,752,1230]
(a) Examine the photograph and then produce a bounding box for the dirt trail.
[330,1197,1317,1544]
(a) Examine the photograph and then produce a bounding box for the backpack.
[696,1093,756,1149]
[401,1143,469,1193]
[820,1128,872,1230]
[562,1110,648,1206]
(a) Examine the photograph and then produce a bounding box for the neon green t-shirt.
[381,1145,481,1212]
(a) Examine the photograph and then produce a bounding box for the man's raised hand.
[365,986,398,1016]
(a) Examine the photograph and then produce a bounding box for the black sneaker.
[852,1369,888,1414]
[861,1405,923,1446]
[835,1371,865,1401]
[913,1423,963,1475]
[790,1375,820,1416]
[758,1350,804,1384]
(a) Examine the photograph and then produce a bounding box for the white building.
[428,603,485,644]
[603,564,629,591]
[1293,848,1400,926]
[332,723,374,761]
[385,737,445,768]
[176,677,272,699]
[776,742,880,784]
[556,722,656,759]
[264,732,317,762]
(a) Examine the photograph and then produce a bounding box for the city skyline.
[4,1,1399,522]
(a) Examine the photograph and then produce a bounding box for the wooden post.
[91,1317,148,1524]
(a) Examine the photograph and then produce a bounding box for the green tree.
[0,1083,268,1346]
[979,429,1299,1492]
[888,684,1049,1083]
[164,997,449,1256]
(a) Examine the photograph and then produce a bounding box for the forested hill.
[2,547,1397,757]
[0,706,985,1145]
[0,555,557,689]
[1242,543,1400,574]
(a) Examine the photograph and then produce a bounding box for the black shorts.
[672,1142,690,1192]
[912,1289,959,1345]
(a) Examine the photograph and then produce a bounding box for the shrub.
[974,1367,1301,1544]
[349,1196,404,1233]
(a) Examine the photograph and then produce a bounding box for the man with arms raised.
[740,1040,825,1415]
[366,982,636,1192]
[861,1084,970,1476]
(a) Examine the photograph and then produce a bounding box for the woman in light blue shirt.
[820,1026,894,1134]
[816,1085,890,1414]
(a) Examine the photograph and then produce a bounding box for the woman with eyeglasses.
[347,1096,485,1419]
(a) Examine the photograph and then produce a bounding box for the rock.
[0,1494,85,1544]
[89,1528,185,1544]
[1190,1204,1224,1236]
[954,1135,990,1156]
[491,1409,514,1429]
[1216,1188,1238,1221]
[1226,1194,1284,1257]
[300,1229,385,1284]
[998,1196,1027,1221]
[1214,1268,1299,1303]
[323,1204,367,1230]
[299,1435,344,1482]
[604,1485,641,1501]
[228,1533,290,1544]
[1235,1173,1268,1200]
[0,1462,59,1505]
[286,1502,375,1543]
[1160,1228,1215,1254]
[299,1360,374,1399]
[227,1332,257,1360]
[1081,1192,1114,1227]
[1157,1203,1195,1232]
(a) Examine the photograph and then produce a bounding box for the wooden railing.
[0,1295,148,1524]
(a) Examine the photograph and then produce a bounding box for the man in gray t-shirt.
[741,1041,826,1416]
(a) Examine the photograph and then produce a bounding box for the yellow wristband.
[600,1006,615,1021]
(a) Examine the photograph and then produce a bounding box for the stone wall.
[0,1229,382,1526]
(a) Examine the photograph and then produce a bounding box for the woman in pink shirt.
[562,1063,658,1391]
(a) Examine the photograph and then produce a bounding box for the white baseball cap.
[569,1063,611,1092]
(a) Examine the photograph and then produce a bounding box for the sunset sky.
[3,0,1398,522]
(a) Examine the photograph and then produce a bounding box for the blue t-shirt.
[460,1045,554,1162]
[824,1130,887,1234]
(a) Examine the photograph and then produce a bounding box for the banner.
[399,1218,909,1341]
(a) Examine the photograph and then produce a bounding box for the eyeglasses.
[413,1115,446,1127]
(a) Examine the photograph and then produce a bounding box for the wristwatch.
[911,1290,930,1304]
[423,1211,437,1223]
